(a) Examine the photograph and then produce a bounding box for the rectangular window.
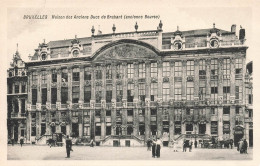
[162,62,170,77]
[223,107,230,114]
[31,126,36,136]
[223,121,230,134]
[116,64,123,79]
[174,121,181,134]
[95,67,102,80]
[199,60,206,79]
[8,83,13,94]
[151,62,157,78]
[127,110,133,116]
[138,63,145,78]
[186,124,193,131]
[151,108,157,116]
[211,80,218,103]
[72,68,80,81]
[187,60,194,76]
[235,86,242,100]
[106,65,112,79]
[32,89,37,105]
[127,63,134,78]
[106,84,112,103]
[162,82,169,101]
[151,83,157,101]
[248,109,253,118]
[106,110,111,116]
[51,88,57,104]
[84,86,91,103]
[42,88,47,105]
[95,85,102,103]
[21,82,26,93]
[127,83,134,102]
[223,59,230,76]
[32,71,38,84]
[52,70,57,82]
[41,70,47,84]
[61,87,68,104]
[187,82,194,101]
[211,121,218,134]
[211,59,218,77]
[61,69,68,82]
[106,126,111,135]
[84,68,91,80]
[211,107,217,115]
[138,83,145,102]
[21,99,25,113]
[235,59,243,74]
[236,107,240,114]
[72,86,80,103]
[174,82,181,101]
[199,87,206,101]
[95,125,101,136]
[116,84,123,102]
[174,61,182,77]
[15,84,19,93]
[83,126,90,136]
[95,110,101,116]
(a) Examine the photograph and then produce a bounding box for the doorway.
[199,124,206,134]
[113,140,120,147]
[72,123,79,137]
[234,133,243,147]
[249,129,253,147]
[14,126,18,142]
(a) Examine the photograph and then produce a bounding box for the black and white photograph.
[0,0,259,166]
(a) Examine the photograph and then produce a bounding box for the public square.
[7,145,253,160]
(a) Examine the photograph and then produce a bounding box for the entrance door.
[14,126,18,142]
[234,134,243,147]
[249,129,253,147]
[125,140,130,147]
[72,123,79,137]
[199,124,206,134]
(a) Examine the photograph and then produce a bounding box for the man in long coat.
[65,135,72,158]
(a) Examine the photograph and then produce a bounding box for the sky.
[7,6,252,65]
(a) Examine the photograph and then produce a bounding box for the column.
[145,60,151,141]
[26,112,31,142]
[205,59,211,98]
[218,58,223,101]
[218,107,223,140]
[78,66,85,138]
[46,68,52,107]
[27,71,32,105]
[194,59,199,97]
[90,64,96,139]
[36,111,41,139]
[56,67,61,109]
[101,64,106,139]
[181,60,187,100]
[133,62,139,136]
[67,66,73,136]
[78,110,83,137]
[56,111,61,133]
[230,106,235,140]
[122,62,128,135]
[18,99,21,116]
[66,110,71,136]
[169,61,175,141]
[157,60,163,137]
[37,69,42,109]
[230,58,235,101]
[46,110,51,135]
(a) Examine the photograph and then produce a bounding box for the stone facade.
[7,22,253,147]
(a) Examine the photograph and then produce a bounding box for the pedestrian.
[11,136,14,146]
[239,139,244,154]
[20,136,24,147]
[147,138,152,151]
[90,139,94,147]
[152,138,156,158]
[189,141,193,152]
[230,139,233,149]
[242,139,248,154]
[65,135,72,158]
[184,140,189,152]
[155,138,162,158]
[183,139,186,152]
[194,140,197,148]
[173,140,178,152]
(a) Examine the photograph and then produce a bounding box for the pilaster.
[218,106,223,140]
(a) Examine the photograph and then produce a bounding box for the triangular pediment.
[92,40,160,61]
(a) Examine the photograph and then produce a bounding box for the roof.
[162,28,233,38]
[47,37,92,48]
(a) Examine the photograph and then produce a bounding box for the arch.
[91,39,161,61]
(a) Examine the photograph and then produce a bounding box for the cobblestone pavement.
[7,145,253,160]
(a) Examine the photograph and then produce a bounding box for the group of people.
[146,138,162,158]
[237,139,248,154]
[183,139,193,152]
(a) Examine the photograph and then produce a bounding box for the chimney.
[231,24,236,34]
[239,26,245,40]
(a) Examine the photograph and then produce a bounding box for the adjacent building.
[7,22,252,147]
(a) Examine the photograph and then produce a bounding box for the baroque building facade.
[7,22,253,147]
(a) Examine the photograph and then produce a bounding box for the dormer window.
[174,42,182,50]
[41,53,47,60]
[210,39,219,48]
[72,50,79,58]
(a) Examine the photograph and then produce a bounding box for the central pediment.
[92,39,160,61]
